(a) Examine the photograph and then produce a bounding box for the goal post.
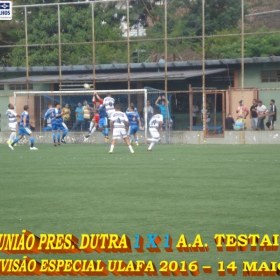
[13,89,149,139]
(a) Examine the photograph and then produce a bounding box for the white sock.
[89,126,96,135]
[148,142,155,150]
[128,145,134,152]
[9,132,16,142]
[110,145,114,152]
[89,122,94,130]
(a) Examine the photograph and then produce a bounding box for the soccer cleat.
[131,150,135,154]
[61,139,67,144]
[7,140,11,145]
[85,134,90,138]
[108,151,113,154]
[105,136,109,143]
[9,145,14,150]
[30,147,38,150]
[54,143,57,147]
[147,149,152,152]
[135,142,139,146]
[58,143,61,146]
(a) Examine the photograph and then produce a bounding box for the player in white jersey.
[147,110,163,151]
[5,104,19,145]
[103,93,115,119]
[108,104,134,154]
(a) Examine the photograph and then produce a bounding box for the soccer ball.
[84,83,91,89]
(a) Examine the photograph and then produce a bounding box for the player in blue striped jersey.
[126,106,143,146]
[54,103,69,145]
[43,105,57,145]
[9,105,38,150]
[44,103,68,146]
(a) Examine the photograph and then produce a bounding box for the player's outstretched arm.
[155,96,160,106]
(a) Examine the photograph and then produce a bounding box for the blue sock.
[12,138,20,146]
[30,136,34,148]
[62,129,68,139]
[52,133,56,143]
[57,133,61,143]
[102,128,108,137]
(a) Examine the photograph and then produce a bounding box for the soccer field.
[0,144,279,279]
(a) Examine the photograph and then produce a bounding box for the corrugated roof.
[0,69,227,84]
[0,56,279,73]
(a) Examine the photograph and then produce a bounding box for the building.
[0,56,279,132]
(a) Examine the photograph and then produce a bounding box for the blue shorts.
[99,117,108,128]
[129,125,139,135]
[53,122,68,131]
[19,126,32,136]
[42,126,52,132]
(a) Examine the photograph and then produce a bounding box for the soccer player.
[103,93,115,120]
[146,109,163,151]
[126,106,143,146]
[85,108,100,138]
[54,103,69,145]
[109,104,134,154]
[5,103,19,145]
[92,92,109,142]
[43,104,57,145]
[9,105,38,150]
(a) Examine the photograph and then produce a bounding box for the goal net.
[13,88,172,143]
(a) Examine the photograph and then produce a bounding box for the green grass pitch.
[0,143,279,279]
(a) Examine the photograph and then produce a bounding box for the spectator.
[192,101,199,126]
[83,100,91,131]
[200,107,211,125]
[250,99,258,130]
[236,100,249,118]
[71,102,84,131]
[266,99,277,130]
[256,100,267,130]
[225,113,235,130]
[236,100,249,129]
[234,115,244,130]
[155,95,173,129]
[62,104,71,128]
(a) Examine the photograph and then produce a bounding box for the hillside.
[246,0,280,30]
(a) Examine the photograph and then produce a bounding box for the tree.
[205,28,280,59]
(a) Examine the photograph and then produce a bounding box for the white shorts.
[107,110,115,120]
[149,127,160,140]
[112,127,127,139]
[9,123,17,131]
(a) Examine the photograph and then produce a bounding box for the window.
[0,84,4,90]
[261,70,280,83]
[8,84,33,90]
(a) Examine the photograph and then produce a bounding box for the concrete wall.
[0,131,279,145]
[240,63,280,121]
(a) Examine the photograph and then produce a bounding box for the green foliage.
[0,0,279,66]
[205,28,280,59]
